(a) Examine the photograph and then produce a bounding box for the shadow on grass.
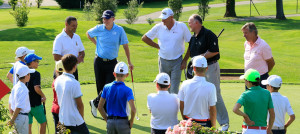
[133,123,151,133]
[0,27,56,41]
[86,124,106,134]
[122,26,144,37]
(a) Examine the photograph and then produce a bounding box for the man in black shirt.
[181,14,229,131]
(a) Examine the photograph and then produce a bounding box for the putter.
[43,102,50,134]
[130,70,140,120]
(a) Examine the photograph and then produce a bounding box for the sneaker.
[219,123,229,131]
[89,100,97,117]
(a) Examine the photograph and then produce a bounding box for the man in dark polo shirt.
[182,14,229,131]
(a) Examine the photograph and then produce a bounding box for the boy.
[55,54,89,133]
[262,75,295,134]
[8,65,35,134]
[98,62,136,134]
[24,53,47,134]
[147,73,178,134]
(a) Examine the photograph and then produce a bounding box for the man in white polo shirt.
[262,75,295,134]
[147,73,179,134]
[53,16,85,80]
[178,56,217,128]
[142,8,191,94]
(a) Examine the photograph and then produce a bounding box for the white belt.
[272,126,285,130]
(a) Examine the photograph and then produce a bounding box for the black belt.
[97,56,116,62]
[208,60,217,65]
[107,116,128,119]
[19,112,28,115]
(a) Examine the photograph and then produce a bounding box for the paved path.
[0,0,59,8]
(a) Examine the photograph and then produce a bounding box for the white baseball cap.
[16,65,35,78]
[15,47,34,59]
[114,62,128,74]
[262,75,282,88]
[153,73,170,85]
[159,8,174,20]
[192,55,207,67]
[55,60,64,73]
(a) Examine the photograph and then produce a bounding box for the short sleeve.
[285,97,294,115]
[72,82,83,99]
[9,66,13,74]
[262,44,272,60]
[53,37,62,55]
[87,25,100,38]
[206,31,219,53]
[127,88,134,101]
[268,93,274,109]
[147,95,151,110]
[120,27,129,45]
[33,72,41,87]
[182,23,191,43]
[101,86,107,99]
[209,85,217,106]
[77,35,85,52]
[15,89,28,109]
[178,85,185,101]
[145,24,159,40]
[237,93,245,106]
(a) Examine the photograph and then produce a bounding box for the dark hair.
[191,14,202,24]
[61,54,77,72]
[116,74,126,77]
[65,16,77,25]
[158,83,169,89]
[194,67,206,74]
[16,74,26,80]
[272,86,281,90]
[249,81,260,86]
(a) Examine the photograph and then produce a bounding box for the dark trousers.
[151,128,167,134]
[65,122,90,134]
[272,130,286,134]
[92,56,117,108]
[184,117,212,127]
[53,68,78,80]
[52,112,59,134]
[246,72,269,90]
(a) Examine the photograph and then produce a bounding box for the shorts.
[29,105,47,124]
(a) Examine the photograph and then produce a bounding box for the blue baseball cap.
[24,53,42,64]
[102,10,115,19]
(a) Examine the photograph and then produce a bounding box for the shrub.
[36,0,43,8]
[9,0,18,10]
[198,0,210,21]
[10,0,30,27]
[92,0,118,23]
[123,0,143,24]
[168,0,182,21]
[146,18,155,25]
[83,0,94,21]
[0,101,10,133]
[55,0,94,9]
[0,0,4,6]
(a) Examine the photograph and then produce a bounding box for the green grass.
[0,83,299,133]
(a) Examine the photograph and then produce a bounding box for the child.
[51,60,64,133]
[98,62,136,134]
[24,53,47,134]
[55,54,89,133]
[8,65,35,134]
[262,75,295,134]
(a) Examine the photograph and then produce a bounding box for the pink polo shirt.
[244,37,273,75]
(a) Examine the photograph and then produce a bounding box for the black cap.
[102,10,115,19]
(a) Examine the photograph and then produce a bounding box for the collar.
[62,29,68,37]
[192,76,206,81]
[158,91,169,94]
[63,72,75,79]
[163,21,177,31]
[195,26,206,38]
[19,60,26,65]
[247,36,261,48]
[271,92,281,95]
[103,23,116,30]
[248,86,261,90]
[113,81,125,85]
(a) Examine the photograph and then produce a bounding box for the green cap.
[240,68,260,82]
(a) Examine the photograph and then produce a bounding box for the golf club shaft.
[130,70,139,120]
[217,28,225,38]
[43,102,50,134]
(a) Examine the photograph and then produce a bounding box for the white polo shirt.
[53,29,85,58]
[268,92,294,128]
[145,21,191,60]
[178,76,217,119]
[10,81,31,113]
[55,73,84,126]
[147,91,179,130]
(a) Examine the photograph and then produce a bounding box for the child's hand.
[7,119,14,127]
[41,97,46,102]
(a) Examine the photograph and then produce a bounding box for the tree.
[36,0,43,8]
[123,0,143,24]
[10,0,30,27]
[92,0,118,23]
[198,0,210,21]
[9,0,18,10]
[224,0,236,17]
[276,0,286,20]
[168,0,183,21]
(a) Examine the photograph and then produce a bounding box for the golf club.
[43,102,50,134]
[130,70,140,120]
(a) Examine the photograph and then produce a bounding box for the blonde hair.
[241,22,258,35]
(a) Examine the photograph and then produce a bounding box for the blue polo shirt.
[87,23,129,60]
[9,61,26,74]
[101,81,134,117]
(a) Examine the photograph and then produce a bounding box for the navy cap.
[24,53,42,64]
[102,10,115,19]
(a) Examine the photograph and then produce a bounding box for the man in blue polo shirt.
[86,10,134,117]
[98,62,136,134]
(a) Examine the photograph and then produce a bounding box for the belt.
[242,125,267,130]
[96,55,116,62]
[272,126,285,130]
[19,112,28,115]
[107,116,128,120]
[208,60,217,65]
[184,116,210,122]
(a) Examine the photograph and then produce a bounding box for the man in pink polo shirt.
[241,22,275,89]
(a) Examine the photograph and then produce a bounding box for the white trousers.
[242,128,267,134]
[15,114,29,134]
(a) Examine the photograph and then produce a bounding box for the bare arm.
[204,51,219,59]
[285,114,295,130]
[7,108,21,126]
[75,97,84,119]
[141,35,160,49]
[6,72,13,83]
[233,103,255,125]
[266,57,275,72]
[128,99,136,129]
[98,97,107,121]
[123,44,134,70]
[209,106,217,127]
[34,85,46,103]
[180,101,185,120]
[53,54,62,61]
[78,51,85,64]
[181,47,190,70]
[267,108,275,134]
[86,32,96,45]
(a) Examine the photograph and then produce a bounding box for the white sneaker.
[219,123,229,131]
[89,100,97,117]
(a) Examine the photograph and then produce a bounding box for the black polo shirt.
[26,71,42,107]
[189,26,220,62]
